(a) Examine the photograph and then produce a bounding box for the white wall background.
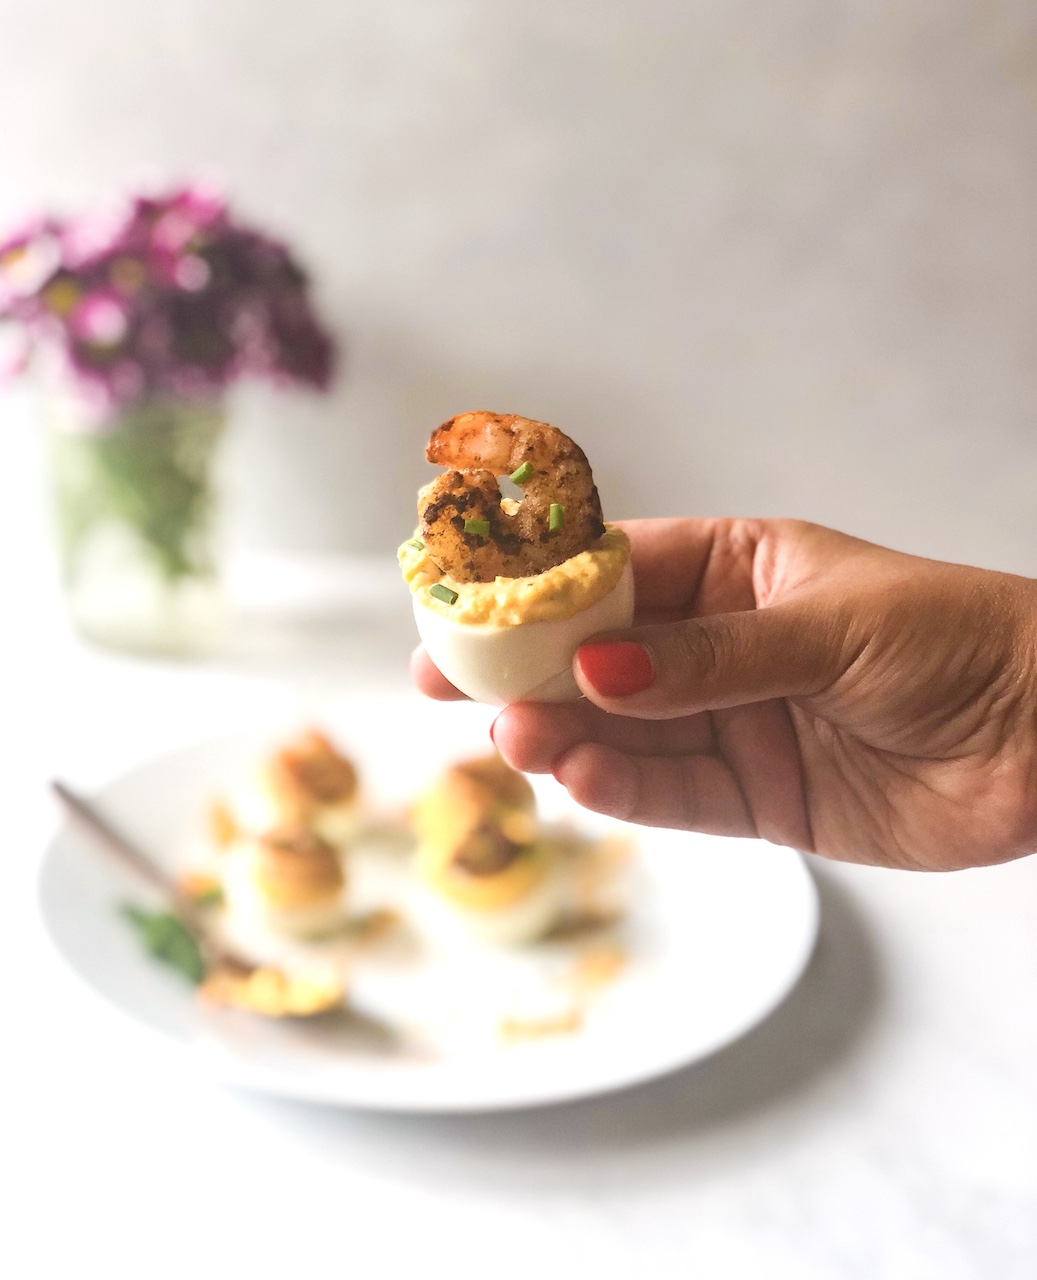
[1,0,1035,569]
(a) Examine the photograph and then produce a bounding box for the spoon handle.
[51,780,252,973]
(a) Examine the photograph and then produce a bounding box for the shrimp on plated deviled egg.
[410,754,565,945]
[228,729,361,850]
[399,413,634,704]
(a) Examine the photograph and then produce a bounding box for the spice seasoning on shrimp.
[417,411,605,582]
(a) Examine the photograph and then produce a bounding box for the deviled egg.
[221,826,348,939]
[399,411,634,705]
[410,754,567,946]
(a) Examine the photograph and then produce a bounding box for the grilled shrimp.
[418,412,606,582]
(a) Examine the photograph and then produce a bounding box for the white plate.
[39,696,819,1113]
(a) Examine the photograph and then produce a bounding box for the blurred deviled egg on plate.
[410,754,562,945]
[221,825,348,940]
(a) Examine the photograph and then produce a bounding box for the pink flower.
[60,207,132,271]
[70,292,129,347]
[173,255,211,291]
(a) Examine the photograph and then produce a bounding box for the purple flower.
[0,185,338,417]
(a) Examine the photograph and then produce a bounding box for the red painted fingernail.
[576,642,655,698]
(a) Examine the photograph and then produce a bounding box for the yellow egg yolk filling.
[399,525,630,626]
[416,841,552,912]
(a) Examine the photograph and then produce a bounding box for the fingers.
[492,699,811,846]
[574,597,847,720]
[551,742,757,837]
[409,647,469,701]
[710,701,813,850]
[491,700,714,773]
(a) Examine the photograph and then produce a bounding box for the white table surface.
[3,446,1036,1280]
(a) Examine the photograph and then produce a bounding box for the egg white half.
[414,558,634,706]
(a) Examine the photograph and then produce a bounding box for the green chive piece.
[120,904,206,985]
[510,462,536,485]
[430,583,459,605]
[463,518,490,537]
[549,503,565,531]
[406,538,424,551]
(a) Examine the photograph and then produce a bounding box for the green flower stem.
[52,398,224,585]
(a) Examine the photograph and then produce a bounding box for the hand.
[411,518,1037,871]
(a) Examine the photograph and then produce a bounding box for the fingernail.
[576,642,655,698]
[489,716,499,748]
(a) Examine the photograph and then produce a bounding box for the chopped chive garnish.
[510,462,536,485]
[430,583,459,605]
[549,503,565,531]
[406,538,424,551]
[463,518,490,537]
[120,904,206,985]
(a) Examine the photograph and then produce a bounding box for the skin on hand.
[411,518,1037,872]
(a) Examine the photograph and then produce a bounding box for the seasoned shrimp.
[418,411,606,582]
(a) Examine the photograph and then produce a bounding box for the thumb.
[573,600,846,719]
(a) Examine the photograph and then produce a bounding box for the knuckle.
[667,619,727,694]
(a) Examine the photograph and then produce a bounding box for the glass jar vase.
[48,394,226,655]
